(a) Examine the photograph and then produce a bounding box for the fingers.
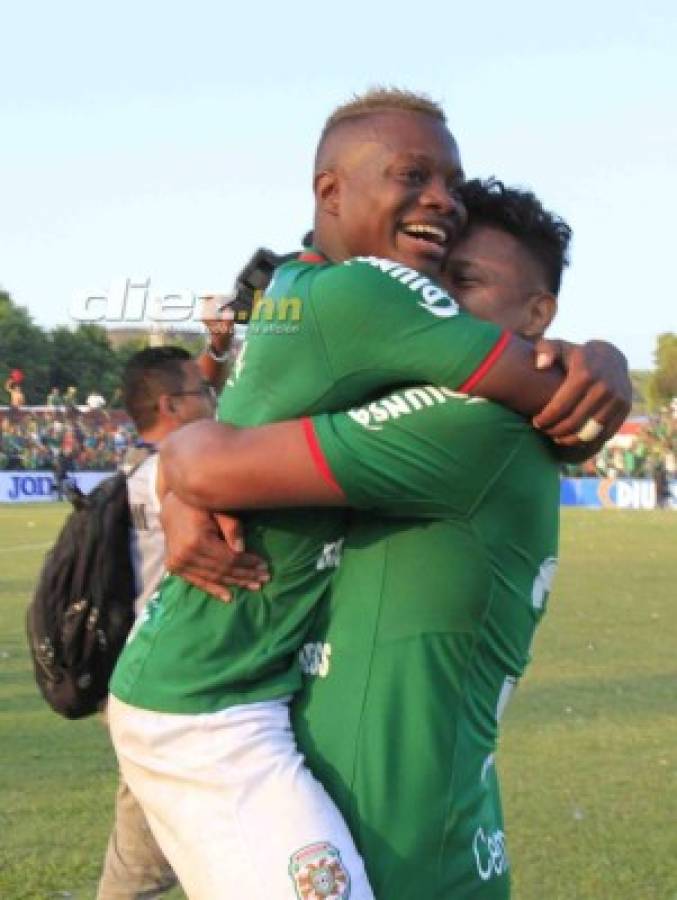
[165,552,231,582]
[221,554,270,586]
[166,553,267,584]
[166,547,268,582]
[222,574,270,591]
[531,344,586,429]
[553,402,629,447]
[534,377,611,438]
[532,341,631,441]
[166,533,269,593]
[179,572,233,603]
[165,531,232,567]
[537,387,629,442]
[215,513,244,552]
[167,556,268,591]
[161,492,270,596]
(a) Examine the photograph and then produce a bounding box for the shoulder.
[123,449,157,484]
[310,257,460,317]
[335,393,531,467]
[127,453,160,510]
[440,398,558,463]
[346,391,557,467]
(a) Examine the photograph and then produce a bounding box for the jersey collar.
[298,245,327,264]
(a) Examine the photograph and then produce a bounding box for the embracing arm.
[460,334,630,449]
[313,263,630,444]
[160,418,345,511]
[162,334,630,510]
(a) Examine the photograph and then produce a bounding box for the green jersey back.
[111,255,506,715]
[294,390,560,897]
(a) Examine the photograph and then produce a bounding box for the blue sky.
[1,0,675,368]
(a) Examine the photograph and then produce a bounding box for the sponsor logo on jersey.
[473,827,509,882]
[347,256,460,318]
[289,841,350,899]
[316,539,344,571]
[347,385,483,431]
[299,642,332,679]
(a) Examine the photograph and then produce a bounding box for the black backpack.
[26,469,139,719]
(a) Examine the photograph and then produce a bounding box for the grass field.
[0,504,675,899]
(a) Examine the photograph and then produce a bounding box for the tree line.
[1,290,200,406]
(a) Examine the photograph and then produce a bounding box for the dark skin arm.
[161,334,631,593]
[467,335,631,444]
[158,420,342,597]
[160,419,343,512]
[160,335,571,513]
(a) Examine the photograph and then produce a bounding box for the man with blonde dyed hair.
[315,87,446,154]
[109,88,630,899]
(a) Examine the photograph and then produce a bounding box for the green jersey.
[111,253,506,714]
[294,389,560,898]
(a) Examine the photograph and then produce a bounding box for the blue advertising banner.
[0,471,110,503]
[560,478,676,510]
[1,472,675,509]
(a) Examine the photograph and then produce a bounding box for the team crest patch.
[289,842,350,899]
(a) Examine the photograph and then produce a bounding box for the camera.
[220,247,298,323]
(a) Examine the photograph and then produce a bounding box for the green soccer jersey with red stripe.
[111,254,507,715]
[293,390,560,898]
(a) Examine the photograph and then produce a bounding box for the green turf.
[0,504,186,900]
[501,510,677,900]
[0,504,675,899]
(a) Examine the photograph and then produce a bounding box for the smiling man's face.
[315,110,467,278]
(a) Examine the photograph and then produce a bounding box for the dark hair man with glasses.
[98,344,244,899]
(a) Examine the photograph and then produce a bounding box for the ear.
[156,394,176,418]
[314,170,340,216]
[522,292,557,339]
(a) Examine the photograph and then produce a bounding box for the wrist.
[205,337,231,363]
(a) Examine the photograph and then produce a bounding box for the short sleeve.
[309,257,509,392]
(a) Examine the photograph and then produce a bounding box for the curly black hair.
[458,178,572,295]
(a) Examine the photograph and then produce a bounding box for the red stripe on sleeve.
[301,418,343,495]
[458,330,512,393]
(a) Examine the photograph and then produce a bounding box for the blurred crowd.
[563,412,676,480]
[4,371,122,413]
[2,403,675,479]
[0,408,135,472]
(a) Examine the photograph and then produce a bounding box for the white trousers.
[108,695,373,900]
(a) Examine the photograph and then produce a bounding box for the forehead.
[335,111,462,171]
[449,225,533,271]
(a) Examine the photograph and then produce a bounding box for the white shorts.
[108,694,373,900]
